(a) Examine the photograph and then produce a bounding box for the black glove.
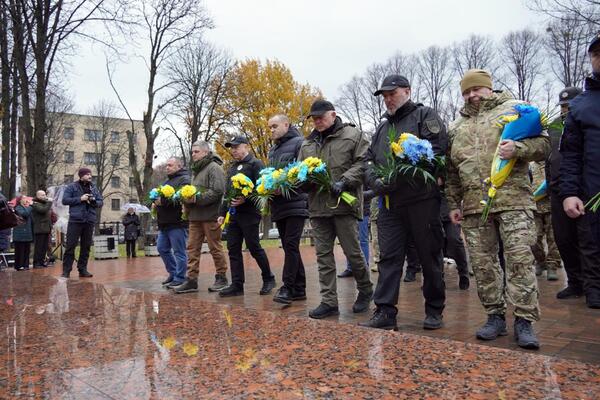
[371,178,390,195]
[330,181,346,197]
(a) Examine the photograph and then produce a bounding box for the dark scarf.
[191,153,214,174]
[79,180,92,195]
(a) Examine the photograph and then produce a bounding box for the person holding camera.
[61,167,103,278]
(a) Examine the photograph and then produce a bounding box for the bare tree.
[168,38,233,146]
[530,0,600,27]
[0,0,14,196]
[7,0,122,193]
[45,88,75,183]
[108,0,213,203]
[545,13,594,87]
[86,101,130,224]
[452,34,496,75]
[336,75,365,132]
[497,30,545,102]
[417,45,453,113]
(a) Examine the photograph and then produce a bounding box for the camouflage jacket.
[446,91,550,217]
[530,161,550,214]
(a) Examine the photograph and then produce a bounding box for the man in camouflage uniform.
[446,69,550,349]
[529,161,560,281]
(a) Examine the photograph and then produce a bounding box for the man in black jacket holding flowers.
[218,136,275,297]
[360,74,448,331]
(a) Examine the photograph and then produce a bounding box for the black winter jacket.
[268,126,309,221]
[546,118,564,197]
[156,168,190,231]
[220,154,265,221]
[559,73,600,202]
[365,101,448,207]
[62,180,103,224]
[122,213,140,240]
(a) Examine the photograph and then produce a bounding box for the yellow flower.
[399,132,415,143]
[233,181,241,190]
[242,188,250,197]
[162,336,176,350]
[303,157,323,168]
[257,183,267,195]
[272,170,281,180]
[391,142,403,156]
[182,343,199,356]
[180,185,197,199]
[161,185,175,198]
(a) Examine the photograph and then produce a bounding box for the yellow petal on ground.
[235,359,252,373]
[344,359,360,369]
[162,336,176,350]
[182,342,199,356]
[223,310,233,328]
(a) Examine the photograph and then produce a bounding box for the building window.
[111,153,120,166]
[84,129,102,141]
[111,176,120,188]
[129,177,135,187]
[111,198,121,211]
[63,127,74,140]
[110,131,120,143]
[64,151,74,164]
[64,175,73,184]
[83,152,100,165]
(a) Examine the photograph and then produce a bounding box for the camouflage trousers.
[532,211,561,271]
[462,210,540,321]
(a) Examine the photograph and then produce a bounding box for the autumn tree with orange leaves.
[215,59,321,163]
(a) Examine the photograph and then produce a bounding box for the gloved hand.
[363,189,375,202]
[371,178,391,195]
[330,181,346,197]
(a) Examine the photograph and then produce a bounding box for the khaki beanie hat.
[460,69,493,94]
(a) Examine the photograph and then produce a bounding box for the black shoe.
[403,270,416,282]
[586,292,600,309]
[61,272,70,278]
[79,270,93,278]
[208,274,228,292]
[259,278,276,295]
[166,280,184,289]
[291,289,307,301]
[514,317,540,350]
[174,279,199,294]
[459,275,470,290]
[352,292,372,313]
[476,314,507,340]
[219,285,244,297]
[556,286,583,299]
[358,309,397,330]
[337,269,353,278]
[273,286,292,305]
[308,303,339,319]
[161,276,174,285]
[423,314,443,330]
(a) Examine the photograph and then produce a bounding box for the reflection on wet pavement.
[1,272,599,399]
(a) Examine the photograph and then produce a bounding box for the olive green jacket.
[446,91,550,217]
[298,118,368,219]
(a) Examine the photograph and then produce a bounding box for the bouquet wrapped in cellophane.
[288,157,357,206]
[221,173,254,230]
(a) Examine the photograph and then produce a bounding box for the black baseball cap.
[588,32,600,52]
[374,74,410,96]
[307,99,335,118]
[224,136,249,147]
[557,87,582,105]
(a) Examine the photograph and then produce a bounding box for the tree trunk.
[0,0,11,196]
[9,63,18,198]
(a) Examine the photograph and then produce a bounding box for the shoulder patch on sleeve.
[425,119,441,134]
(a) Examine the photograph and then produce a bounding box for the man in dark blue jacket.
[155,157,191,288]
[267,114,309,304]
[560,33,600,308]
[61,167,103,278]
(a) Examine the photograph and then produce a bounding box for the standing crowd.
[4,33,600,352]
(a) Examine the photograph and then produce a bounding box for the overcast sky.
[67,0,543,118]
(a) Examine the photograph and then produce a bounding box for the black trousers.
[62,222,94,274]
[227,215,273,288]
[33,233,49,266]
[443,220,469,278]
[14,241,31,269]
[126,239,137,257]
[551,194,600,294]
[405,237,421,273]
[375,197,446,316]
[276,216,306,293]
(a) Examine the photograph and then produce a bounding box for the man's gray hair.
[191,140,211,151]
[167,156,184,167]
[269,114,290,124]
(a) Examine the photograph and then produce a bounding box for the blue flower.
[314,163,326,173]
[298,164,309,182]
[149,188,159,200]
[260,167,275,175]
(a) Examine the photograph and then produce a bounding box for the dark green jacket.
[298,117,368,219]
[187,153,226,222]
[31,199,53,234]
